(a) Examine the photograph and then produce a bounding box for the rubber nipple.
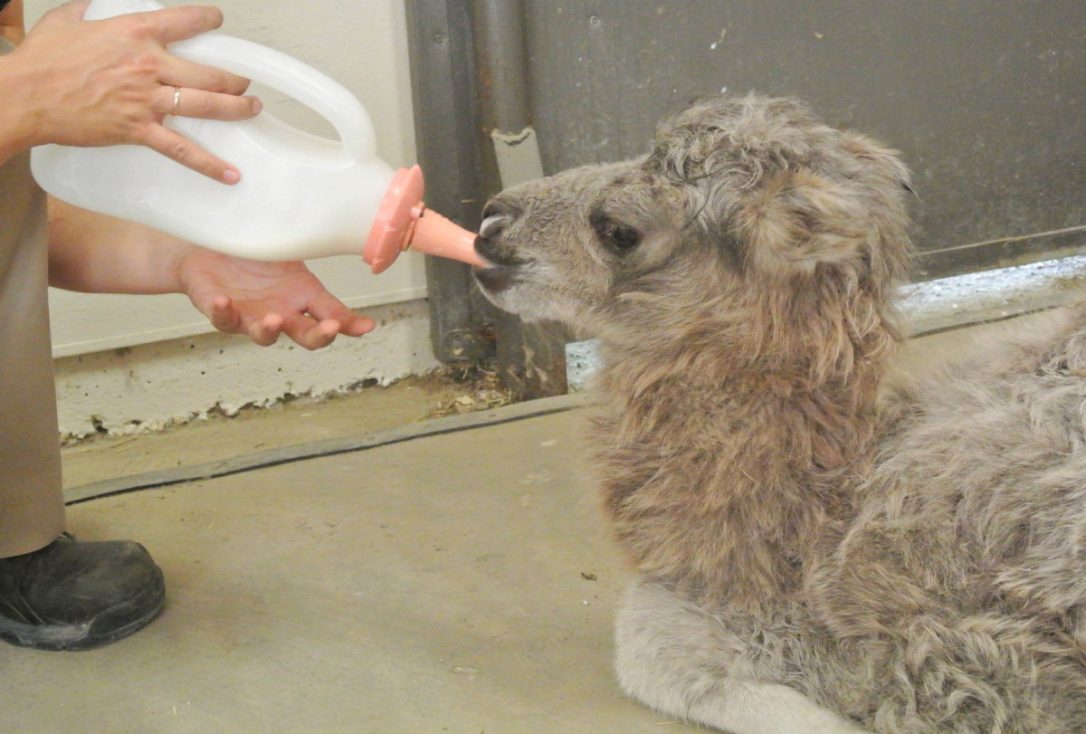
[363,165,485,274]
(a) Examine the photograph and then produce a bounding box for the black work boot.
[0,534,165,651]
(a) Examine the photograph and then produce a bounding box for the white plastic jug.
[30,0,482,273]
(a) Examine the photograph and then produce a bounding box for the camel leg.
[615,579,868,734]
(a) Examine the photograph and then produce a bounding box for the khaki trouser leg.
[0,149,66,558]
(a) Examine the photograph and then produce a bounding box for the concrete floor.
[3,405,698,734]
[0,311,1055,734]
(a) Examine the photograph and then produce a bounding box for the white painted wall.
[22,0,446,435]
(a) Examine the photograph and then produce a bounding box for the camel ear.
[733,170,869,276]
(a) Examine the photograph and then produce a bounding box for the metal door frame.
[406,0,567,398]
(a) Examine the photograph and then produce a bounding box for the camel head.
[474,94,913,377]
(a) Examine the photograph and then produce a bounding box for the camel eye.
[608,224,642,252]
[591,211,642,254]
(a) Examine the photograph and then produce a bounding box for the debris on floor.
[428,362,514,417]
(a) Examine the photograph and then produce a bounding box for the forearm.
[47,197,191,294]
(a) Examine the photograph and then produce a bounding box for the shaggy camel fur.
[472,94,1086,733]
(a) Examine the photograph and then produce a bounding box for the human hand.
[3,1,259,182]
[176,247,375,349]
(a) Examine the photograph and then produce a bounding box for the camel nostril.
[479,214,510,240]
[474,235,503,263]
[474,233,526,268]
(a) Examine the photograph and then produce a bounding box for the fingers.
[207,298,284,347]
[247,313,283,347]
[208,296,241,332]
[340,314,376,337]
[159,55,250,96]
[205,296,374,349]
[151,85,261,121]
[281,314,341,351]
[136,5,224,45]
[140,123,240,184]
[306,293,376,336]
[271,312,373,349]
[246,313,353,350]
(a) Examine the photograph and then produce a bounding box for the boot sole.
[0,567,166,652]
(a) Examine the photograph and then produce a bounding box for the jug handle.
[83,0,377,163]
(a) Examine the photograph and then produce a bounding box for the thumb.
[207,295,243,333]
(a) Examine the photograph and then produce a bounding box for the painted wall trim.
[50,285,428,358]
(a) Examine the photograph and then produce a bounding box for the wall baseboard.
[55,299,440,439]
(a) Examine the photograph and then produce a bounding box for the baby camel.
[472,94,1086,733]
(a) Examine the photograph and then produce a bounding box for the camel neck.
[593,349,881,609]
